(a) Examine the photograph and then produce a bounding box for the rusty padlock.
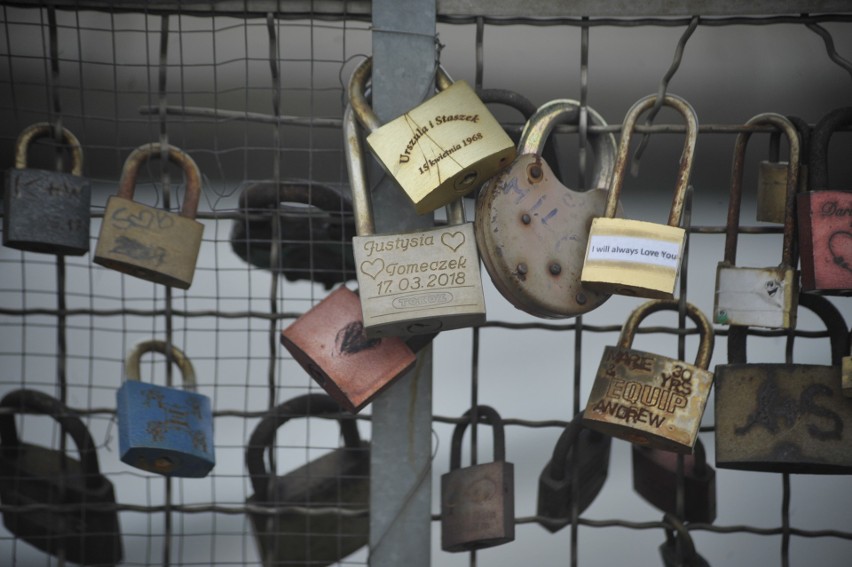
[756,115,809,223]
[475,99,621,318]
[94,143,204,289]
[715,292,852,473]
[658,514,710,567]
[3,122,91,255]
[441,405,515,552]
[583,300,715,453]
[581,94,698,299]
[714,113,800,330]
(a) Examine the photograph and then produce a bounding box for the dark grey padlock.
[659,513,711,567]
[246,393,369,567]
[537,411,612,532]
[441,405,515,552]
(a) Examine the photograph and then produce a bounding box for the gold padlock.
[581,94,698,299]
[756,115,808,224]
[94,143,204,289]
[349,57,516,215]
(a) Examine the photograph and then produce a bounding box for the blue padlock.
[117,340,214,477]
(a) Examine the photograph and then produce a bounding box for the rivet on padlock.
[94,143,204,289]
[581,94,698,299]
[583,300,715,453]
[3,122,91,255]
[350,57,516,214]
[475,99,622,318]
[441,405,515,552]
[658,513,710,567]
[756,115,809,223]
[117,340,215,478]
[714,113,800,330]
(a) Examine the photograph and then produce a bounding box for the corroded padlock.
[475,99,620,318]
[756,115,809,223]
[117,340,214,477]
[350,57,515,214]
[441,405,514,552]
[581,94,698,299]
[659,514,710,567]
[94,143,204,289]
[715,293,852,473]
[714,113,800,329]
[583,300,715,453]
[3,122,90,255]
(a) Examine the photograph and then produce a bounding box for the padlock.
[344,91,486,338]
[94,143,204,289]
[475,99,621,318]
[117,340,215,477]
[3,122,91,255]
[798,106,852,295]
[349,57,515,214]
[632,437,716,524]
[714,113,800,329]
[246,393,369,567]
[0,389,122,565]
[583,300,715,453]
[581,94,698,299]
[658,514,710,567]
[756,115,809,223]
[715,292,852,473]
[537,411,612,533]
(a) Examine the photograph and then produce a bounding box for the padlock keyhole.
[455,171,479,191]
[153,456,174,472]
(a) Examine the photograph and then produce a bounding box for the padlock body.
[660,539,711,567]
[581,217,685,299]
[117,380,214,477]
[755,160,791,224]
[280,286,417,413]
[797,190,852,294]
[94,195,203,289]
[441,460,515,552]
[715,362,852,473]
[3,168,91,255]
[632,445,716,524]
[366,80,516,214]
[713,263,798,329]
[583,346,713,453]
[352,222,485,338]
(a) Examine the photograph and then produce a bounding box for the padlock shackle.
[449,405,506,471]
[548,411,585,482]
[14,122,84,176]
[724,113,800,266]
[786,115,810,168]
[603,94,698,225]
[617,300,715,370]
[809,106,852,191]
[124,340,197,392]
[662,512,698,561]
[117,143,202,220]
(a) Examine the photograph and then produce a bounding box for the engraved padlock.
[581,94,698,299]
[117,340,215,477]
[344,93,486,338]
[441,405,514,552]
[475,99,621,318]
[756,115,809,223]
[94,143,204,289]
[658,514,710,567]
[583,300,715,453]
[350,57,515,214]
[3,122,91,255]
[714,113,800,329]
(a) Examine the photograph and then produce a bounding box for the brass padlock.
[714,113,800,329]
[583,300,715,453]
[581,94,698,299]
[349,57,515,214]
[658,514,710,567]
[441,405,514,552]
[756,115,809,223]
[344,97,486,338]
[475,99,621,318]
[94,143,204,289]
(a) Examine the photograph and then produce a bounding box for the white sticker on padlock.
[586,235,681,269]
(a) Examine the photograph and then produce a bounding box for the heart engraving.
[828,230,852,273]
[441,231,465,253]
[360,258,385,280]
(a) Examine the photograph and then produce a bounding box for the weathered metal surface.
[659,513,710,567]
[756,114,809,224]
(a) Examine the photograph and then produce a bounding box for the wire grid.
[1,3,851,567]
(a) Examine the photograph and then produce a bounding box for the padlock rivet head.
[575,292,587,305]
[517,263,528,275]
[527,164,543,183]
[153,457,174,472]
[549,262,562,276]
[521,213,531,225]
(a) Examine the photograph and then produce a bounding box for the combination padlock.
[756,115,809,223]
[659,514,710,567]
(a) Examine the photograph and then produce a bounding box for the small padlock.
[581,94,698,299]
[632,437,716,524]
[798,106,852,295]
[583,300,715,453]
[537,411,612,533]
[0,389,122,565]
[344,87,486,338]
[714,113,800,329]
[246,393,369,567]
[475,99,621,318]
[350,57,515,214]
[117,340,215,477]
[756,115,809,223]
[94,143,204,289]
[715,292,852,473]
[658,514,710,567]
[3,122,91,255]
[441,405,515,552]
